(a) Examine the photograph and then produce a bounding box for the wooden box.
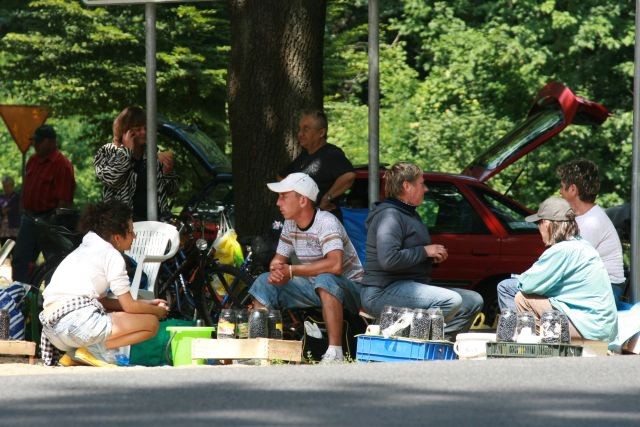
[191,338,302,364]
[0,340,37,364]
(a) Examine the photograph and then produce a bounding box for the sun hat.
[525,197,574,222]
[267,173,319,202]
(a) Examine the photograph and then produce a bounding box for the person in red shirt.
[12,125,76,282]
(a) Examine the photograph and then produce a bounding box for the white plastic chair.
[0,239,15,283]
[116,222,179,361]
[0,239,15,266]
[125,221,180,300]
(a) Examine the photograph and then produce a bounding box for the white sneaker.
[320,347,344,364]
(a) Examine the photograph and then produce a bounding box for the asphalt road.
[1,356,639,426]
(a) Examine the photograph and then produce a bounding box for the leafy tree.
[0,0,229,208]
[325,0,634,210]
[228,0,327,236]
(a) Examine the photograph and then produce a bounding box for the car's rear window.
[420,183,489,234]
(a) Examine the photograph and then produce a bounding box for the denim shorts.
[41,305,112,352]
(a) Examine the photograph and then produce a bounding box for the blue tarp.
[342,207,369,265]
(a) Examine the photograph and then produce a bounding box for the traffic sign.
[0,105,49,154]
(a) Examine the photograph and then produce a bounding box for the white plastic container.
[453,332,496,360]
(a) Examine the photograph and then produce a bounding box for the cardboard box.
[191,338,302,364]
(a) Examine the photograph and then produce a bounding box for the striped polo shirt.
[276,210,363,283]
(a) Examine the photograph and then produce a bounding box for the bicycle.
[154,210,253,327]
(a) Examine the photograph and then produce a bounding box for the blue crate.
[356,335,456,362]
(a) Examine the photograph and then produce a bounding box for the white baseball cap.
[267,173,319,202]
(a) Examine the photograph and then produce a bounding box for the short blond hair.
[384,162,423,199]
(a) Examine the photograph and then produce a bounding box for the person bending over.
[39,201,169,366]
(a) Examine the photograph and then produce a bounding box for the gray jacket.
[362,199,432,288]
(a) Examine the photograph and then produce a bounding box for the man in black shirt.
[279,109,355,220]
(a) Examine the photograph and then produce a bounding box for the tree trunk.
[228,0,326,237]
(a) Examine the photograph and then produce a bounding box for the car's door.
[419,180,501,289]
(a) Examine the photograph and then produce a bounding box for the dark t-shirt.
[280,143,354,202]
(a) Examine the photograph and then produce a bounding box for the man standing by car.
[498,159,625,309]
[279,109,356,221]
[12,125,76,282]
[248,173,363,363]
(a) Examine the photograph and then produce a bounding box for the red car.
[344,82,610,323]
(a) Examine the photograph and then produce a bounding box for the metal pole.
[145,2,159,221]
[368,0,380,208]
[631,0,640,303]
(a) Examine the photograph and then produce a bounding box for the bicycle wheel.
[198,263,254,326]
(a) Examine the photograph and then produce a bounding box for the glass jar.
[0,308,9,340]
[557,311,571,344]
[268,309,283,339]
[235,309,249,339]
[248,308,269,338]
[217,308,236,339]
[395,307,413,337]
[409,308,431,340]
[378,305,398,333]
[428,308,445,341]
[540,310,561,344]
[516,312,537,340]
[496,308,518,342]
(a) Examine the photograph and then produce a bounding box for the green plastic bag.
[129,318,195,366]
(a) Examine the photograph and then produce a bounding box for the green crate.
[486,342,583,358]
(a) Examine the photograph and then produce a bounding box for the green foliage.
[0,0,228,206]
[325,0,634,209]
[0,0,634,215]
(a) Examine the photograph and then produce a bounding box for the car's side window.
[473,188,538,233]
[419,183,489,234]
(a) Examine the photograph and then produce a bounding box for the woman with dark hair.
[513,197,617,342]
[39,201,169,367]
[94,106,178,221]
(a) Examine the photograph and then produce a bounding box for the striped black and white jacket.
[94,143,178,214]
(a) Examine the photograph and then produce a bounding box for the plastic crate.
[356,335,456,362]
[486,342,583,358]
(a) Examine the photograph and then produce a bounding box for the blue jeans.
[249,272,362,314]
[497,278,519,312]
[360,281,484,334]
[500,276,629,310]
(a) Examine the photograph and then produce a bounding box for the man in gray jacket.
[361,162,483,336]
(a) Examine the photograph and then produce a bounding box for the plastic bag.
[213,212,244,267]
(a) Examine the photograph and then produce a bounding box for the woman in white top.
[40,201,169,366]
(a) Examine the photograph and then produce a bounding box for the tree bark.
[228,0,326,237]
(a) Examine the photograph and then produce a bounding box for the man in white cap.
[248,172,363,363]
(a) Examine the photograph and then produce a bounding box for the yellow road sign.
[0,105,50,154]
